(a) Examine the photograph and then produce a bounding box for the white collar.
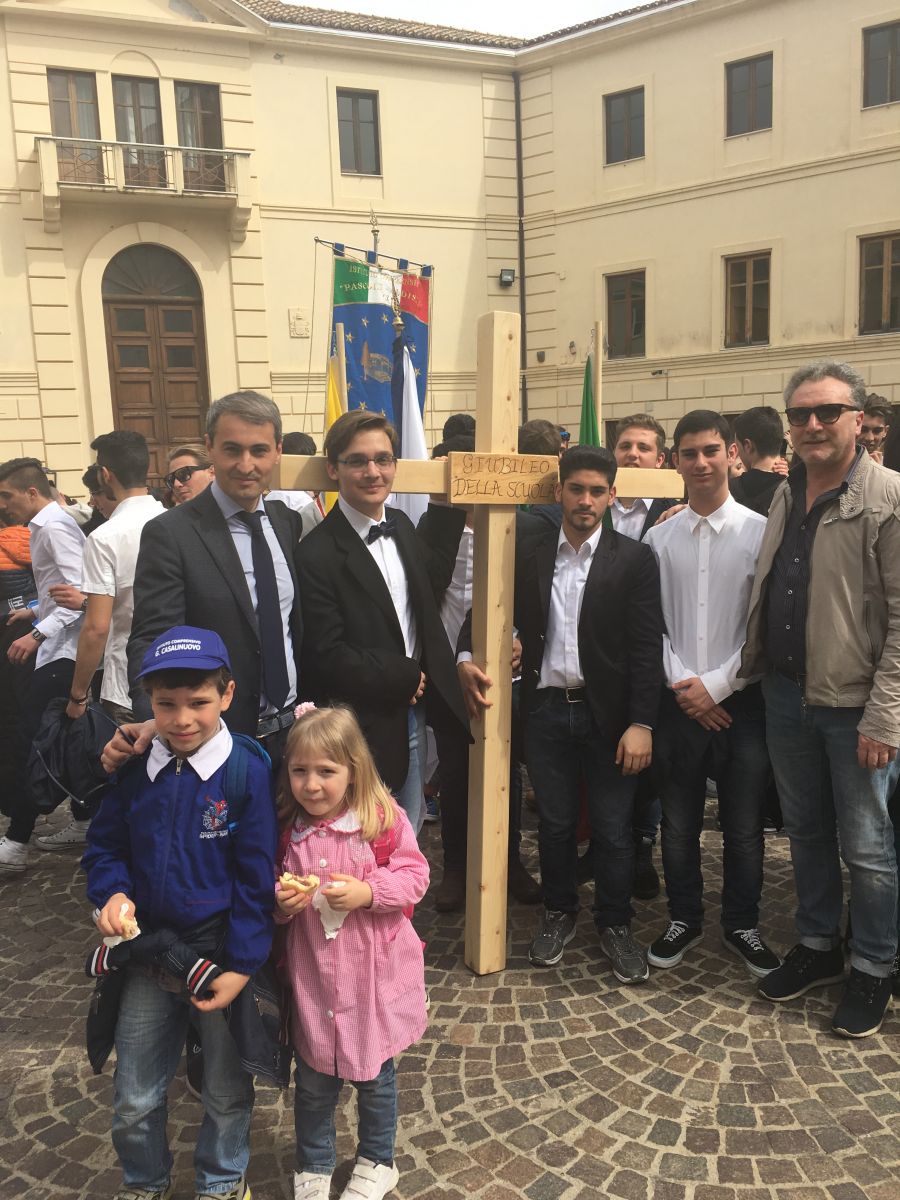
[211,479,265,522]
[613,497,651,513]
[338,495,389,539]
[557,521,603,557]
[290,806,361,841]
[29,500,66,529]
[146,722,233,782]
[685,493,736,535]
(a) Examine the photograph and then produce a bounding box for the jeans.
[395,704,427,834]
[632,772,662,844]
[524,691,636,925]
[112,970,254,1193]
[294,1056,396,1174]
[654,684,768,930]
[763,672,899,976]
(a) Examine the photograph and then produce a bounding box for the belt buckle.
[565,686,581,704]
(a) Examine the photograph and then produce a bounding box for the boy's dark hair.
[518,419,561,456]
[559,446,617,487]
[91,431,149,489]
[324,410,399,463]
[613,413,666,455]
[142,665,233,696]
[863,395,893,425]
[282,431,317,456]
[442,413,475,440]
[732,406,784,458]
[672,410,733,451]
[82,463,103,492]
[433,433,475,457]
[0,457,52,497]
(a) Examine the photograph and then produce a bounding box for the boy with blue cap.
[83,625,276,1200]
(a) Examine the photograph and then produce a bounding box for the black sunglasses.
[784,404,861,428]
[165,464,207,488]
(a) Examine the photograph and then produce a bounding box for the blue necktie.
[237,510,290,710]
[367,517,398,544]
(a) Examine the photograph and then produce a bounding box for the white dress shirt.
[644,494,766,704]
[439,524,473,653]
[29,500,85,668]
[538,524,603,690]
[338,496,419,661]
[610,497,653,542]
[81,494,166,708]
[210,481,297,714]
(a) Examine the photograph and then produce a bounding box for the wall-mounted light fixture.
[499,268,515,287]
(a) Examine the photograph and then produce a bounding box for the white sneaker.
[0,836,28,873]
[35,819,90,850]
[338,1159,399,1200]
[294,1171,332,1200]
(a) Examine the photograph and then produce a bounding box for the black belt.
[542,686,587,704]
[256,706,296,738]
[775,668,806,688]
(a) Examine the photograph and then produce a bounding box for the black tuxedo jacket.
[128,487,318,735]
[514,525,664,741]
[639,497,679,541]
[296,503,470,791]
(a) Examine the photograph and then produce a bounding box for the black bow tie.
[367,517,397,544]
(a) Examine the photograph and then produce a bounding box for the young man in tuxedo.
[461,446,664,981]
[296,410,469,832]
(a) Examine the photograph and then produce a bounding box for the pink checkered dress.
[277,805,430,1081]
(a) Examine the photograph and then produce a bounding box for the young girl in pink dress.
[275,704,429,1200]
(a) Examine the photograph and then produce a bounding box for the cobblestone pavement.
[1,806,899,1200]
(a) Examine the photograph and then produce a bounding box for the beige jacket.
[741,451,900,746]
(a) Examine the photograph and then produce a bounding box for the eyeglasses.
[165,464,207,488]
[336,453,397,471]
[784,404,861,428]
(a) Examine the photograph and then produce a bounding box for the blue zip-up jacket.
[83,735,277,976]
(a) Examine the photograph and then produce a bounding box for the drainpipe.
[513,70,528,421]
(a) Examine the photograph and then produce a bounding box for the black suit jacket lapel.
[327,508,406,646]
[188,489,257,635]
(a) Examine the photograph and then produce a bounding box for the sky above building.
[281,0,656,38]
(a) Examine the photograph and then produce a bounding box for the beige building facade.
[0,0,897,493]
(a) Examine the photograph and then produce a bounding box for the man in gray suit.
[115,391,319,772]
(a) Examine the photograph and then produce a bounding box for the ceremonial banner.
[331,255,430,422]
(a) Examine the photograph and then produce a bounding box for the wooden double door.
[104,298,209,481]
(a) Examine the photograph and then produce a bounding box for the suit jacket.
[639,497,679,541]
[128,487,320,735]
[296,503,470,791]
[514,525,664,742]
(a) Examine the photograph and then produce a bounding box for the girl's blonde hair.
[276,705,397,842]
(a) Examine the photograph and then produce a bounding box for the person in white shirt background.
[644,411,781,981]
[0,458,85,873]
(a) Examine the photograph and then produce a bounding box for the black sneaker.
[758,943,845,1002]
[647,921,703,968]
[721,928,781,978]
[528,909,577,967]
[831,967,893,1038]
[632,841,659,900]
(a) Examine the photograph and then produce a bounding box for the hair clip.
[294,701,318,719]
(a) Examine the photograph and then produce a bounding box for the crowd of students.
[0,358,898,1200]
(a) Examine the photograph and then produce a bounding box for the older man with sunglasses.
[742,360,900,1038]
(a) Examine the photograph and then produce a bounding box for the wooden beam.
[464,310,519,976]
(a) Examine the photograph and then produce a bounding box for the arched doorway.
[102,244,210,480]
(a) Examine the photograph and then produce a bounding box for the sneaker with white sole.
[721,928,781,978]
[647,921,703,968]
[339,1159,399,1200]
[195,1177,250,1200]
[115,1185,173,1200]
[294,1171,332,1200]
[0,836,28,874]
[34,818,90,850]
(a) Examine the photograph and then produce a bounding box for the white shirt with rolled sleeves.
[644,495,767,704]
[81,494,166,708]
[29,501,85,668]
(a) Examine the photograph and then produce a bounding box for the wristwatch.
[31,628,47,643]
[80,597,88,612]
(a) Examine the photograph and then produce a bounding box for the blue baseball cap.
[136,625,232,680]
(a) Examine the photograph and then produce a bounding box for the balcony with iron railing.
[36,136,252,241]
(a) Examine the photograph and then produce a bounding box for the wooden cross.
[275,311,679,974]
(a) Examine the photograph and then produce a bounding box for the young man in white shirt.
[0,458,85,872]
[644,411,780,978]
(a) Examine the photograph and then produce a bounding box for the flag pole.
[593,321,603,442]
[334,321,348,410]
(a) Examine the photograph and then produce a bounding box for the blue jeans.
[632,772,662,844]
[763,672,899,976]
[395,704,427,834]
[654,685,768,930]
[524,691,636,925]
[294,1057,396,1173]
[112,970,254,1193]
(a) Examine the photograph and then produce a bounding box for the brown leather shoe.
[434,867,466,913]
[507,858,543,905]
